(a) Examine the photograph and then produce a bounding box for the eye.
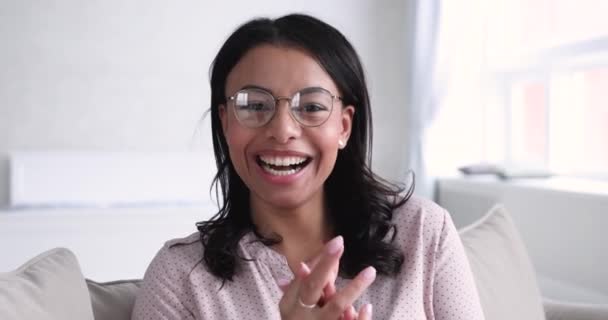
[298,103,328,113]
[238,101,271,111]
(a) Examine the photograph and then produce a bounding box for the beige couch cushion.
[0,248,94,320]
[459,204,546,320]
[86,279,141,320]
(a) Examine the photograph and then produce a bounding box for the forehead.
[225,44,339,96]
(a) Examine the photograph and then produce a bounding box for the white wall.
[0,1,410,207]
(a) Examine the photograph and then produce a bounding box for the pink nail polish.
[361,266,376,281]
[276,278,290,287]
[365,304,373,315]
[326,236,343,255]
[299,261,311,275]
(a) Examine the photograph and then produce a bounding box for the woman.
[132,14,484,320]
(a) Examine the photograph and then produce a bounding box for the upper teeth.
[259,155,307,166]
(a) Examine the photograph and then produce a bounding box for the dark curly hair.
[196,13,413,282]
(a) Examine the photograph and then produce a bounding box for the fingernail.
[276,278,290,287]
[349,305,356,314]
[299,261,311,275]
[326,236,343,255]
[365,303,373,316]
[361,266,376,281]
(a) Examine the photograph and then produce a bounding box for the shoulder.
[391,195,451,246]
[133,232,207,317]
[143,231,205,282]
[165,231,202,252]
[393,195,449,229]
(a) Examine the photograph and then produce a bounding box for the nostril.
[265,108,302,142]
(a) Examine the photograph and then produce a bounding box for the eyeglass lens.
[232,88,333,127]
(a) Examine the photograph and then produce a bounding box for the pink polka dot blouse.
[131,196,485,319]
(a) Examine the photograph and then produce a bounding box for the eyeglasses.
[227,87,341,128]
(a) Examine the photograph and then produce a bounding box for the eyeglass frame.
[226,86,343,128]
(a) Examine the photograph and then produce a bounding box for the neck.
[250,192,332,270]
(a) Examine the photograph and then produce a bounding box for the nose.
[264,100,301,143]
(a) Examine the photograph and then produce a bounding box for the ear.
[339,105,355,146]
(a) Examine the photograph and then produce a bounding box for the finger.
[304,236,340,306]
[277,276,296,293]
[342,305,357,320]
[298,236,343,306]
[317,258,339,307]
[299,261,312,277]
[277,260,312,294]
[358,304,373,320]
[306,240,340,277]
[325,281,337,297]
[320,266,376,318]
[280,262,310,310]
[318,281,336,306]
[306,251,323,270]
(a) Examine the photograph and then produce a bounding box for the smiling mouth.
[256,155,312,176]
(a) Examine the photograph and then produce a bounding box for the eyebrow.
[240,84,273,93]
[238,85,329,96]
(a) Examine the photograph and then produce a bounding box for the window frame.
[486,35,608,178]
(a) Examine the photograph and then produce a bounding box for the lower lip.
[255,160,309,185]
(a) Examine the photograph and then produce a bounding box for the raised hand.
[278,236,375,319]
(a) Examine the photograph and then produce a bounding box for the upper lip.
[255,149,312,158]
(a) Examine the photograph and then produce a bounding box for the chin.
[257,192,312,211]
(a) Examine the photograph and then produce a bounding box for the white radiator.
[9,151,217,208]
[2,151,219,281]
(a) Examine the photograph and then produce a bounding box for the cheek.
[224,125,251,163]
[317,117,343,149]
[318,118,346,171]
[313,130,340,167]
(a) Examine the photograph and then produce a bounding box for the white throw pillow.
[459,205,546,320]
[87,279,141,320]
[0,248,95,320]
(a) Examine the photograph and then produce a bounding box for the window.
[489,0,608,177]
[429,0,608,179]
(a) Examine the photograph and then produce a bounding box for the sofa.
[1,205,607,320]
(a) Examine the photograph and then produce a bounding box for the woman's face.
[220,45,354,211]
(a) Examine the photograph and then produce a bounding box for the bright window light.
[429,0,608,179]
